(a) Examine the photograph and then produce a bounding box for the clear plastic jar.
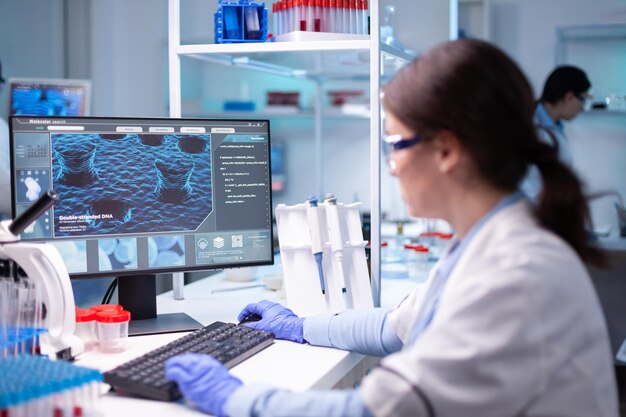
[96,310,131,353]
[381,241,409,279]
[75,308,97,351]
[405,244,430,283]
[432,232,454,260]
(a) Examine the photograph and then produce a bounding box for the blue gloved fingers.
[166,353,215,385]
[166,353,204,377]
[236,300,305,343]
[237,302,260,322]
[165,353,242,417]
[165,365,190,383]
[237,300,282,322]
[240,320,264,331]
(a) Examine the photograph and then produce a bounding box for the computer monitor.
[8,78,91,117]
[9,116,274,334]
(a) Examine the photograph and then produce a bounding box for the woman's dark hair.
[383,39,604,266]
[540,65,591,104]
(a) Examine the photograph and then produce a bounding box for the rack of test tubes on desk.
[0,355,102,417]
[1,277,104,416]
[0,277,45,358]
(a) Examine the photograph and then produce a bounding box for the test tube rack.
[275,199,373,317]
[0,327,47,358]
[214,0,268,43]
[0,355,102,416]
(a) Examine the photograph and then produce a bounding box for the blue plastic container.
[215,0,268,43]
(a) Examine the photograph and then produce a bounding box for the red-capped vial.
[90,304,123,313]
[409,245,430,281]
[322,0,330,32]
[96,310,131,353]
[314,0,322,32]
[360,0,368,35]
[75,309,97,351]
[329,0,339,33]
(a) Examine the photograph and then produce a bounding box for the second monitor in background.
[8,78,91,117]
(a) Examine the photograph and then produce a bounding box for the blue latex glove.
[238,300,305,343]
[165,353,242,417]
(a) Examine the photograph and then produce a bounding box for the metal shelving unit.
[167,0,413,305]
[556,24,626,64]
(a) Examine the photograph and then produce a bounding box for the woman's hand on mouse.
[237,300,305,343]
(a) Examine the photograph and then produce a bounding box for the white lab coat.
[361,199,618,417]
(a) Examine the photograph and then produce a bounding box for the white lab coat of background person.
[360,199,618,417]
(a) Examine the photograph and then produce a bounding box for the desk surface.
[75,268,421,416]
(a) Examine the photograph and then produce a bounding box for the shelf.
[556,24,626,42]
[177,39,413,81]
[581,110,626,116]
[178,39,370,54]
[168,0,427,307]
[184,108,371,120]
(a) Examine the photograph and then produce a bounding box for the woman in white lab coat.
[166,39,618,417]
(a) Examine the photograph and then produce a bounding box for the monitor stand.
[117,274,202,336]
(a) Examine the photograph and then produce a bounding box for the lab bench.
[74,269,423,417]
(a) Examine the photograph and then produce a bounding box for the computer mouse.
[239,313,262,324]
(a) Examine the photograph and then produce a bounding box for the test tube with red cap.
[271,2,276,35]
[296,0,306,31]
[313,0,322,32]
[350,0,358,34]
[322,0,330,32]
[339,0,350,33]
[360,0,368,35]
[286,0,293,33]
[304,0,315,32]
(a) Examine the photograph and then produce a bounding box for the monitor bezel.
[9,115,274,279]
[7,77,92,117]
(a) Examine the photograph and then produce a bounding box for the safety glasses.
[382,133,423,165]
[575,93,592,105]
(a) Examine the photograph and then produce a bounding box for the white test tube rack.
[275,200,373,317]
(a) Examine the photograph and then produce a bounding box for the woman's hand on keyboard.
[238,300,305,343]
[166,353,242,417]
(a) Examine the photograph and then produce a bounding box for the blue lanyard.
[406,192,524,345]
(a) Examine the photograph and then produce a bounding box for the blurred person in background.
[521,65,591,201]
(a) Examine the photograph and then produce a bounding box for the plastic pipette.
[306,197,326,295]
[324,193,350,308]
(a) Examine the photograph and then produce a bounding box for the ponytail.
[532,143,605,266]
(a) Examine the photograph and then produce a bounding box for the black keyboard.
[103,321,274,401]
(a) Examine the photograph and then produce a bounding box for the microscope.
[0,191,83,360]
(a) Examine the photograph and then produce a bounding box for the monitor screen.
[8,78,91,117]
[9,116,274,278]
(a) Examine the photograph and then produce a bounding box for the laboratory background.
[1,0,626,415]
